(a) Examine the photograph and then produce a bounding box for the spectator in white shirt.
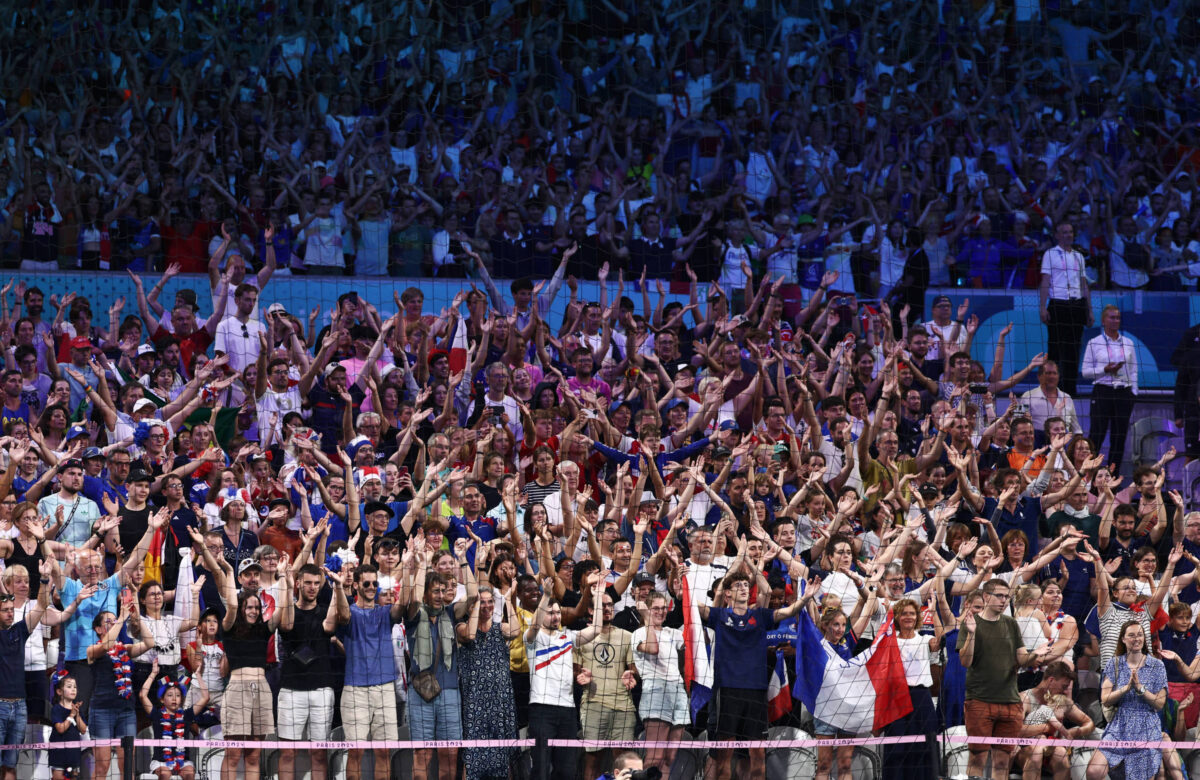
[1081,305,1138,472]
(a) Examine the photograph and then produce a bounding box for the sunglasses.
[0,594,14,603]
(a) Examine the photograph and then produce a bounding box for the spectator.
[1039,223,1093,396]
[0,557,52,780]
[1081,305,1138,473]
[958,578,1051,780]
[1086,620,1169,780]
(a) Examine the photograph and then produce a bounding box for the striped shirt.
[528,629,577,707]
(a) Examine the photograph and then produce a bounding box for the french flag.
[681,571,713,721]
[448,316,469,373]
[794,609,912,734]
[767,649,793,722]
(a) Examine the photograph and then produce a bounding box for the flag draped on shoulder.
[681,571,713,721]
[794,608,913,734]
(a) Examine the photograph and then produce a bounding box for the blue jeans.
[0,699,27,768]
[90,703,136,740]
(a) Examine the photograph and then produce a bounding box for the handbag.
[411,669,442,702]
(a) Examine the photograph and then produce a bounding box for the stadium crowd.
[1,0,1200,779]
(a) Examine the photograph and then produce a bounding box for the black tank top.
[6,535,44,599]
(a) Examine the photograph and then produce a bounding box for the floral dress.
[1100,655,1167,780]
[459,621,517,780]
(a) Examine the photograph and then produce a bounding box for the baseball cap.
[266,303,287,317]
[719,420,741,433]
[127,468,153,484]
[797,214,816,225]
[323,361,345,378]
[633,572,656,586]
[66,424,89,442]
[70,337,91,350]
[931,295,952,307]
[81,446,104,460]
[238,559,262,576]
[663,398,687,413]
[137,344,157,357]
[711,446,732,458]
[268,497,292,512]
[59,458,84,472]
[133,398,157,414]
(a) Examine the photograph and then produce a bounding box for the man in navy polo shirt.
[696,537,806,780]
[445,482,502,569]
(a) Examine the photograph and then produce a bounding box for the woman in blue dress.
[1086,620,1166,780]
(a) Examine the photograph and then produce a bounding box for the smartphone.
[488,405,505,419]
[968,383,989,394]
[397,466,410,479]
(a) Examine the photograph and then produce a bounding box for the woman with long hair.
[33,403,70,453]
[128,578,205,720]
[219,554,291,780]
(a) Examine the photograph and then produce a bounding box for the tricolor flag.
[449,316,469,373]
[851,77,867,116]
[794,609,912,734]
[681,571,713,721]
[767,649,793,722]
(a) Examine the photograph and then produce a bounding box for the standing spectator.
[1039,223,1093,396]
[575,583,638,780]
[299,194,348,275]
[87,595,155,780]
[1085,621,1168,780]
[1081,305,1138,473]
[958,578,1050,780]
[526,569,606,780]
[1171,322,1200,461]
[695,538,807,780]
[219,551,292,780]
[330,562,403,780]
[277,563,339,780]
[0,557,52,780]
[214,284,267,373]
[60,515,162,719]
[457,583,520,780]
[631,590,689,778]
[37,458,102,548]
[403,543,479,780]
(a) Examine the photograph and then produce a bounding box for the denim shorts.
[0,699,26,768]
[408,687,462,740]
[90,703,137,740]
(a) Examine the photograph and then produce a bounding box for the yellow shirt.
[509,606,535,673]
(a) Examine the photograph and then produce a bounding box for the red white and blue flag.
[681,571,713,721]
[794,608,912,734]
[767,649,793,722]
[449,316,468,373]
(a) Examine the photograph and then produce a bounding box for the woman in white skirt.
[632,590,690,777]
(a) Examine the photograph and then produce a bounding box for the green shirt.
[957,613,1023,704]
